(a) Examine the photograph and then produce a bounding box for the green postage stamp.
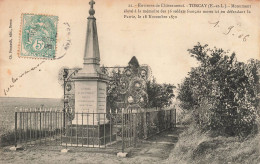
[19,14,58,59]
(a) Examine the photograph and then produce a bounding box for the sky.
[0,0,259,98]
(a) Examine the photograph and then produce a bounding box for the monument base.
[72,117,109,125]
[63,123,116,145]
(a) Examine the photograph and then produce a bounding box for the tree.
[177,77,197,110]
[147,78,175,109]
[178,43,260,137]
[107,71,175,110]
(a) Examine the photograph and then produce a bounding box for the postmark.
[18,14,58,59]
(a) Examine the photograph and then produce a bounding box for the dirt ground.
[0,127,185,164]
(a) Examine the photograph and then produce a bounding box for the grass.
[0,129,16,147]
[167,112,260,164]
[0,130,179,164]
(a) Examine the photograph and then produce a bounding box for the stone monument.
[64,0,115,146]
[72,0,108,125]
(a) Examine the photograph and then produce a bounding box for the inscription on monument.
[75,81,97,113]
[97,82,107,112]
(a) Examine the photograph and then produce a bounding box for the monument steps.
[65,123,114,137]
[62,134,116,145]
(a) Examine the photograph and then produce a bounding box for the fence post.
[19,110,22,144]
[133,112,137,147]
[40,110,42,144]
[156,110,160,134]
[14,112,17,147]
[143,109,147,139]
[110,109,112,144]
[165,110,167,129]
[170,110,172,129]
[121,108,125,153]
[115,109,118,149]
[175,108,177,127]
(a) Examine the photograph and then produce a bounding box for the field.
[0,97,62,146]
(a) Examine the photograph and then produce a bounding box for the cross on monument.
[89,0,95,8]
[89,0,95,16]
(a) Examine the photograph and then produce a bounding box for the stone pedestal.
[72,80,108,125]
[64,124,116,145]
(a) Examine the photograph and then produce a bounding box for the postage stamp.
[18,14,58,59]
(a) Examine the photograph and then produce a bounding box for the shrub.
[0,129,16,147]
[178,43,260,137]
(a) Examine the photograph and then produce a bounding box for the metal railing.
[14,108,176,152]
[14,109,63,147]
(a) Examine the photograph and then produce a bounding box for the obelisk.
[72,0,108,125]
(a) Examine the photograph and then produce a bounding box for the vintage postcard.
[0,0,259,163]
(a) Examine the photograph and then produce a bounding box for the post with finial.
[117,107,128,157]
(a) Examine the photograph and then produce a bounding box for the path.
[128,126,186,163]
[0,126,186,164]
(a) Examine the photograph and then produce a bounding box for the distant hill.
[0,97,63,108]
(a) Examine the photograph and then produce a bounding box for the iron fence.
[14,108,176,152]
[14,110,63,147]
